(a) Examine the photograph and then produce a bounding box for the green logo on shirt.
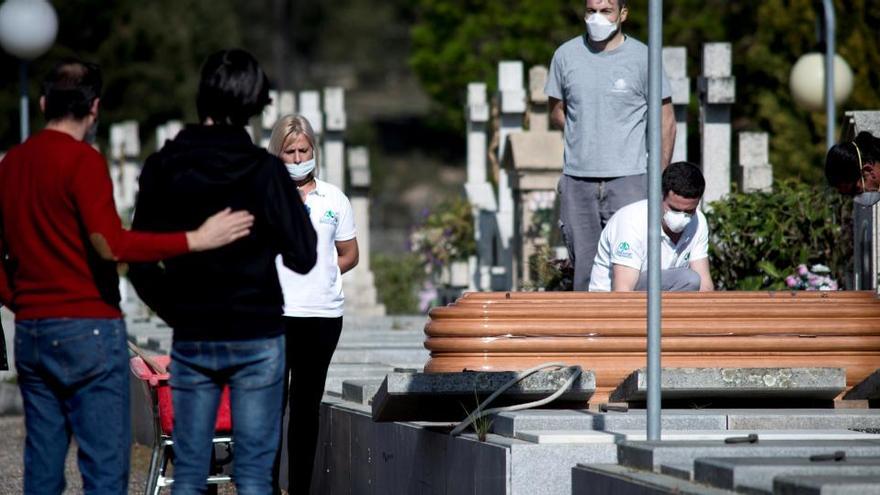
[320,210,338,225]
[616,241,632,258]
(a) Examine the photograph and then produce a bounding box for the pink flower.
[785,276,799,288]
[797,264,809,277]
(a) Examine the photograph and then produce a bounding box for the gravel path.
[0,416,237,494]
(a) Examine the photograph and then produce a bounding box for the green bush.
[372,253,426,314]
[705,180,853,290]
[410,197,475,269]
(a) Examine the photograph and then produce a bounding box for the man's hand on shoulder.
[186,208,255,252]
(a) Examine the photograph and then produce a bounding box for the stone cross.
[279,90,296,117]
[663,47,690,163]
[323,87,347,190]
[502,65,564,288]
[464,82,497,291]
[155,120,182,151]
[298,90,324,177]
[109,121,141,219]
[736,132,773,193]
[342,147,386,315]
[260,89,280,149]
[528,65,549,132]
[698,42,736,206]
[495,60,527,290]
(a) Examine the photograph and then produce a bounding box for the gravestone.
[278,90,296,117]
[298,90,324,177]
[463,82,498,291]
[663,47,690,163]
[699,43,735,206]
[322,87,346,190]
[342,147,385,316]
[502,65,564,288]
[260,89,280,148]
[155,120,182,150]
[109,121,140,219]
[736,132,773,193]
[494,60,526,290]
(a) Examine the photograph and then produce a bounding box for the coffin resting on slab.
[423,291,880,403]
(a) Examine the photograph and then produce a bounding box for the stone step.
[694,456,880,494]
[491,409,728,436]
[619,440,880,472]
[724,409,880,431]
[329,348,429,366]
[341,379,384,405]
[372,369,595,422]
[572,463,738,495]
[773,474,880,494]
[610,367,846,403]
[514,429,879,445]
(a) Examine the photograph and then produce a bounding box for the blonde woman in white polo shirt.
[268,114,359,494]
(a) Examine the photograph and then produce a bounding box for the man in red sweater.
[0,58,255,495]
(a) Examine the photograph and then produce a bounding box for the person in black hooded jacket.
[128,49,316,495]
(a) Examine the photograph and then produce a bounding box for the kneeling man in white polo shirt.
[589,161,714,292]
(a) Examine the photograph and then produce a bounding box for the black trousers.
[279,316,342,494]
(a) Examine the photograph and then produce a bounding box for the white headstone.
[279,90,296,117]
[342,146,385,315]
[322,87,347,189]
[528,65,550,131]
[699,42,735,206]
[663,47,690,163]
[298,91,323,134]
[737,132,773,193]
[495,60,526,289]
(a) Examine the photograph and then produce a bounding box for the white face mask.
[585,13,619,42]
[663,209,692,234]
[285,158,316,181]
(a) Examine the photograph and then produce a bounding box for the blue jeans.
[15,318,130,495]
[169,334,285,495]
[559,173,648,290]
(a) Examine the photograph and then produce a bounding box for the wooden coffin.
[423,291,880,402]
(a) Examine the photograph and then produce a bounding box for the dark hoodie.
[128,125,317,341]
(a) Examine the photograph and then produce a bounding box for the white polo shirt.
[588,199,708,292]
[276,179,356,317]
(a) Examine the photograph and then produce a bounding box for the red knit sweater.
[0,129,189,319]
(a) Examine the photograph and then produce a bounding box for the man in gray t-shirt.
[545,0,676,290]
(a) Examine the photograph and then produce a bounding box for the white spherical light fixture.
[0,0,58,60]
[789,52,854,113]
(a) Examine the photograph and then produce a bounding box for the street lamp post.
[789,1,853,150]
[0,0,58,143]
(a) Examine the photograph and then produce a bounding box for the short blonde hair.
[268,114,318,162]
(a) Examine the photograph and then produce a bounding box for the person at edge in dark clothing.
[128,49,317,495]
[0,58,255,495]
[825,131,880,207]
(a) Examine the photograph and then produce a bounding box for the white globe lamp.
[790,52,854,113]
[0,0,59,142]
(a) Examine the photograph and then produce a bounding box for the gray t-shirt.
[545,35,671,178]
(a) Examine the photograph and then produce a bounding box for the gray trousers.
[558,173,647,290]
[634,266,702,291]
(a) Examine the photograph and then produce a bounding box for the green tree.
[409,0,880,180]
[0,0,241,151]
[410,0,582,129]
